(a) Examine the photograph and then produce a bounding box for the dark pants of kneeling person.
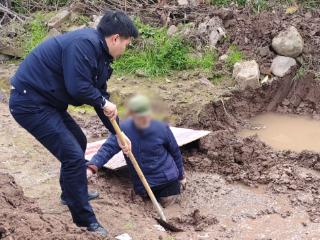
[9,89,97,227]
[140,180,181,203]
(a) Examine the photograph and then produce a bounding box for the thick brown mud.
[2,73,320,238]
[185,72,320,224]
[0,173,100,240]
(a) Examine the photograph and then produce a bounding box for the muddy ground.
[1,5,320,240]
[2,73,320,239]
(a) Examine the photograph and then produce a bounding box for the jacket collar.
[97,30,114,62]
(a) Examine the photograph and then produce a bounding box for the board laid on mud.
[85,127,210,170]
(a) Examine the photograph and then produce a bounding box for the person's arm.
[87,134,121,173]
[164,125,184,180]
[63,38,119,133]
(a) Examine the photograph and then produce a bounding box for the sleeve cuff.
[86,163,98,174]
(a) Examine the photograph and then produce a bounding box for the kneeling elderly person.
[87,95,186,206]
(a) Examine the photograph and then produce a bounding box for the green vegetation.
[68,105,95,114]
[225,45,244,69]
[22,13,48,57]
[113,19,216,76]
[11,0,70,14]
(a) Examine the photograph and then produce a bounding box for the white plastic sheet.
[85,127,210,170]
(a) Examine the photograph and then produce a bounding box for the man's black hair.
[97,10,139,38]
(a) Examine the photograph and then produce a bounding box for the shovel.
[109,118,182,232]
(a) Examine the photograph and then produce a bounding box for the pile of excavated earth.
[0,173,100,239]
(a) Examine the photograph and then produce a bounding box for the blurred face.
[132,114,152,129]
[106,34,131,59]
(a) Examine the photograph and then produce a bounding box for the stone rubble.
[232,60,260,90]
[47,9,71,29]
[272,26,304,58]
[271,56,297,77]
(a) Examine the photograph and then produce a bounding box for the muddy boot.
[87,222,108,237]
[60,190,99,205]
[159,195,180,208]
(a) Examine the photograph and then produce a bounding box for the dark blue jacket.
[89,119,184,195]
[11,28,115,133]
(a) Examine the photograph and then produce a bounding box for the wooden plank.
[85,127,210,170]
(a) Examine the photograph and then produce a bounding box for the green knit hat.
[128,95,151,116]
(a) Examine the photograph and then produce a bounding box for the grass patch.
[11,0,70,14]
[225,45,244,69]
[113,19,216,76]
[22,13,48,57]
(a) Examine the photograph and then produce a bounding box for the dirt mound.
[170,209,218,231]
[218,9,320,73]
[0,173,100,240]
[183,72,320,223]
[139,5,320,72]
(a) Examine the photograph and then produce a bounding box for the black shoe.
[87,222,108,237]
[60,190,99,205]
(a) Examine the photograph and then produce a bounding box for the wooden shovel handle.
[110,118,167,222]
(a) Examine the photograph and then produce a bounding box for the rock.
[219,54,228,61]
[271,56,297,77]
[209,27,225,48]
[135,69,147,77]
[167,25,178,37]
[198,17,225,48]
[0,43,23,58]
[47,9,71,29]
[0,54,11,62]
[177,0,188,5]
[232,60,260,90]
[89,15,103,29]
[45,28,61,39]
[272,26,304,57]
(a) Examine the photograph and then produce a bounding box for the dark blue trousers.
[9,89,97,226]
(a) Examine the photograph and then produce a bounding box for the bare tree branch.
[0,3,25,22]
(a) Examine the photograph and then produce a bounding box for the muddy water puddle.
[238,112,320,152]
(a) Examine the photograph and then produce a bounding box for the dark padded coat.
[89,119,184,195]
[11,28,116,133]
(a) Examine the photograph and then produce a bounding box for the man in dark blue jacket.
[9,11,137,236]
[87,95,186,207]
